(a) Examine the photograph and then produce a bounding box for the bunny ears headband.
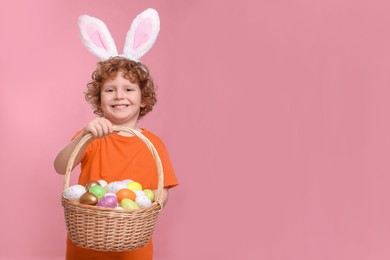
[78,8,160,61]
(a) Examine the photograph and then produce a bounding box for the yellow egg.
[121,198,140,211]
[127,181,142,191]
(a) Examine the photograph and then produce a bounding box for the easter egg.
[120,179,133,185]
[97,194,118,208]
[89,185,106,200]
[79,192,98,205]
[121,198,139,211]
[63,185,86,200]
[97,179,108,188]
[85,181,101,190]
[106,181,119,193]
[135,195,152,208]
[115,206,124,210]
[107,181,128,194]
[143,189,155,202]
[127,181,142,191]
[134,190,146,198]
[116,188,136,202]
[104,192,117,198]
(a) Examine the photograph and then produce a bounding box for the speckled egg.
[107,181,128,194]
[97,179,108,188]
[120,179,133,186]
[134,190,146,198]
[104,192,117,198]
[97,194,118,208]
[135,195,152,208]
[63,185,86,200]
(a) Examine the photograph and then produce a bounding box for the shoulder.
[140,128,166,148]
[71,129,84,140]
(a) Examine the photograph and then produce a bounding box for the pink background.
[1,0,390,259]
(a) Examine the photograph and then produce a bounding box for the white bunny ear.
[78,15,118,61]
[123,8,160,61]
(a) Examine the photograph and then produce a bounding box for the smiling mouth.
[111,105,129,109]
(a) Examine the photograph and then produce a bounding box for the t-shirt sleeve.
[71,129,92,163]
[71,130,83,141]
[150,136,179,189]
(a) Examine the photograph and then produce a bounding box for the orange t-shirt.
[66,128,179,260]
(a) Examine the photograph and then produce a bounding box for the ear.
[78,15,118,60]
[123,8,160,61]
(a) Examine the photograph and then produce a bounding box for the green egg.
[89,185,106,200]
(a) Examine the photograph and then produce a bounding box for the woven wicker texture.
[62,126,164,251]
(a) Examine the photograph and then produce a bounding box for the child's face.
[100,71,144,128]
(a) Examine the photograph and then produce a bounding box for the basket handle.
[63,126,165,206]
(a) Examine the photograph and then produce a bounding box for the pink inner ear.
[86,24,108,50]
[133,19,152,50]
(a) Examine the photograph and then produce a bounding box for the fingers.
[97,119,107,136]
[84,118,113,138]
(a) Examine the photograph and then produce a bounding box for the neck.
[112,119,139,130]
[117,127,142,136]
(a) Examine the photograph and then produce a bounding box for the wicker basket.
[61,126,164,252]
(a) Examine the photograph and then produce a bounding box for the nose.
[114,89,124,99]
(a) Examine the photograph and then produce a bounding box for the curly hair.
[84,56,157,120]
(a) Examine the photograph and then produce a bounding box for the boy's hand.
[83,118,114,138]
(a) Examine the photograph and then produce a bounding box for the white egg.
[104,192,117,198]
[115,206,124,210]
[120,179,133,185]
[106,181,119,192]
[63,185,86,200]
[135,195,152,208]
[107,181,128,194]
[97,179,108,187]
[134,190,146,198]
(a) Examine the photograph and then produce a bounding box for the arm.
[54,132,90,175]
[153,188,169,207]
[54,118,114,175]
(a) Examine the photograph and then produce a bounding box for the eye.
[104,88,114,92]
[126,88,134,92]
